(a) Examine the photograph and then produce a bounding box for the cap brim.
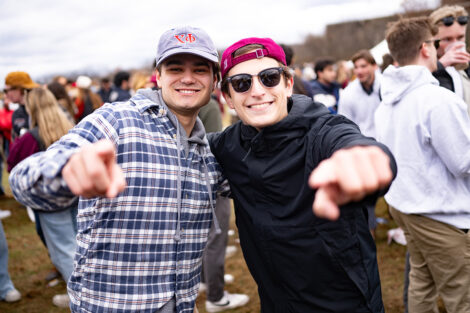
[157,47,219,67]
[23,82,40,89]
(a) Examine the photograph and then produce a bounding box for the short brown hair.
[385,17,437,66]
[351,50,376,65]
[221,44,292,95]
[429,5,468,26]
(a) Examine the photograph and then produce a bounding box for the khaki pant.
[389,207,470,313]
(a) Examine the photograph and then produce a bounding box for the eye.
[194,67,209,74]
[167,67,183,73]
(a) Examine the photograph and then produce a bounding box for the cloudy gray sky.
[0,0,440,88]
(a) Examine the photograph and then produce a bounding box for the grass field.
[0,176,443,313]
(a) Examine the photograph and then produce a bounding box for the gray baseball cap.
[156,26,219,67]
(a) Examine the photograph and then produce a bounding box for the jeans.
[0,220,15,299]
[37,207,78,283]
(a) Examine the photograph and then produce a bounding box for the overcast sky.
[0,0,440,88]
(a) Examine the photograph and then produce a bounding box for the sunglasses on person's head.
[225,67,285,93]
[424,39,441,50]
[441,15,469,26]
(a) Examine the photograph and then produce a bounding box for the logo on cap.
[175,33,196,44]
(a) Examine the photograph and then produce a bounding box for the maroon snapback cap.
[221,37,286,78]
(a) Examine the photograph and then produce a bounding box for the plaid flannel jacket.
[9,90,225,313]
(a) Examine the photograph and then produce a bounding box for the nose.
[180,69,196,84]
[250,76,266,97]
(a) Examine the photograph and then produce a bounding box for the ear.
[212,75,218,92]
[223,91,235,109]
[286,76,294,97]
[420,42,430,58]
[155,69,162,89]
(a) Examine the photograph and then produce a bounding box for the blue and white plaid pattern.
[9,93,225,313]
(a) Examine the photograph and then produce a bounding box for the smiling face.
[156,53,216,119]
[223,57,293,131]
[353,58,376,88]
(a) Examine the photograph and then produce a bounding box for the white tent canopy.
[370,40,390,65]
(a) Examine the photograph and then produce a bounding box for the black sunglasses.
[225,67,285,93]
[441,15,469,26]
[424,39,441,50]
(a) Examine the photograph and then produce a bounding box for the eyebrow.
[164,59,211,68]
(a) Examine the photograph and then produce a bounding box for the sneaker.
[52,294,70,308]
[205,291,249,312]
[4,288,21,302]
[198,274,235,294]
[0,210,11,220]
[225,245,237,259]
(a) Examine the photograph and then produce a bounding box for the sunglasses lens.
[458,16,469,25]
[434,40,440,50]
[230,74,252,93]
[259,68,282,88]
[442,16,455,26]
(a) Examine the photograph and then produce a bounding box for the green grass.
[0,171,443,312]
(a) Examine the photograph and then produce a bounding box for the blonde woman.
[7,87,76,308]
[47,81,76,124]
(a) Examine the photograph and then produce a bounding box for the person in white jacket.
[338,49,382,236]
[375,16,470,313]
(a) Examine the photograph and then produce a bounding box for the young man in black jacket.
[208,37,397,313]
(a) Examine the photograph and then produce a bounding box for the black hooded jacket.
[209,94,396,313]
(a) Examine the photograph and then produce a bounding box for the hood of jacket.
[381,65,439,106]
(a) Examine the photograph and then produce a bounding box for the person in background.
[4,71,39,142]
[380,53,397,73]
[7,87,76,308]
[0,220,21,303]
[97,77,112,104]
[280,44,313,97]
[47,81,76,124]
[74,75,102,122]
[109,70,132,102]
[430,5,470,112]
[0,93,13,198]
[336,60,352,89]
[338,49,382,237]
[130,71,152,94]
[310,59,341,113]
[376,16,470,313]
[198,98,249,312]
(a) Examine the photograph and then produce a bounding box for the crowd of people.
[1,3,470,313]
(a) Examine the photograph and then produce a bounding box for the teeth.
[179,90,196,94]
[250,102,270,109]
